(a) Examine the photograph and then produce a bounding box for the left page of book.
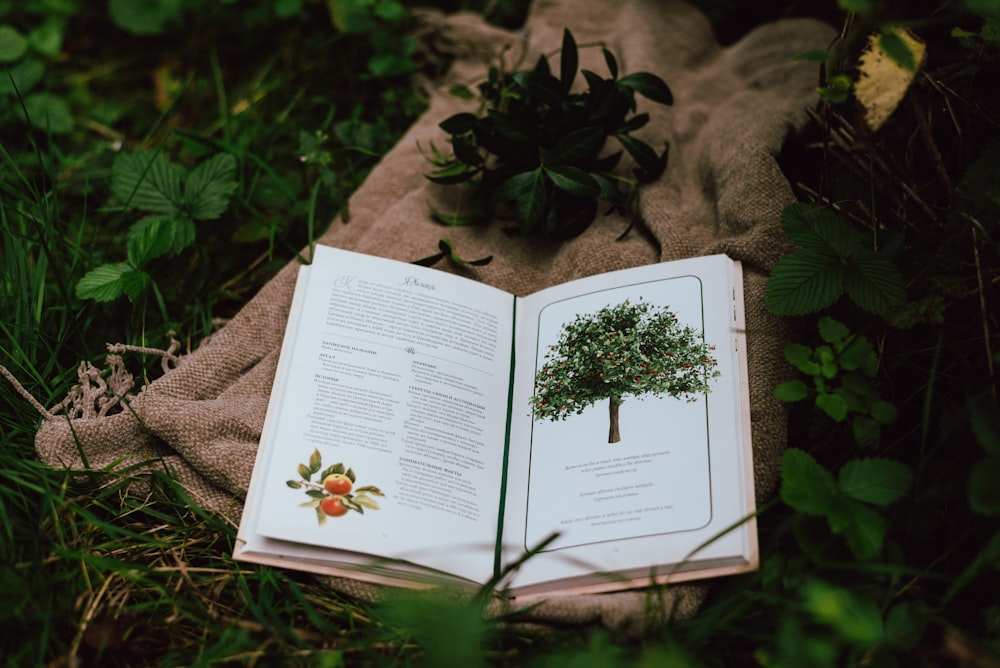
[236,245,515,586]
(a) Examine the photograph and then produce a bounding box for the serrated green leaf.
[345,467,356,483]
[297,463,312,481]
[618,72,673,105]
[838,458,913,505]
[784,343,821,374]
[122,269,150,304]
[766,251,845,315]
[543,165,600,198]
[830,498,887,560]
[286,480,303,489]
[783,204,865,257]
[559,28,578,93]
[816,392,849,421]
[331,462,345,475]
[127,214,193,258]
[309,448,322,473]
[843,249,906,315]
[838,335,877,373]
[775,380,809,402]
[817,316,849,344]
[185,153,238,219]
[20,92,73,133]
[781,448,838,515]
[75,262,131,301]
[126,216,176,267]
[112,151,185,215]
[0,25,28,62]
[306,489,326,499]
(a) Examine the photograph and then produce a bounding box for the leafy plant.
[0,1,75,133]
[775,316,897,446]
[75,150,239,303]
[766,203,905,316]
[781,448,913,560]
[426,28,673,238]
[328,0,419,78]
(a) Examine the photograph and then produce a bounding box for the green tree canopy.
[530,299,719,442]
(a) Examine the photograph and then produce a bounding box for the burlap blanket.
[26,0,833,635]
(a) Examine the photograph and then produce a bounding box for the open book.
[234,245,757,600]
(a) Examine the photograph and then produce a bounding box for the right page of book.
[502,255,756,596]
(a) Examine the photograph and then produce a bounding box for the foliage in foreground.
[1,0,1000,665]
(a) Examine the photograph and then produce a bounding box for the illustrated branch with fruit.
[286,449,385,525]
[530,299,720,443]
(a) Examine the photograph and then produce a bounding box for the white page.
[244,245,514,584]
[501,255,753,590]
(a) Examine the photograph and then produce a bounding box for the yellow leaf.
[854,27,926,131]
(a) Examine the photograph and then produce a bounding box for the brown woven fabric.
[30,0,833,634]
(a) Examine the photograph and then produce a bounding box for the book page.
[502,255,754,592]
[241,245,514,584]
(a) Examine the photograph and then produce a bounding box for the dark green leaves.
[424,28,672,239]
[782,449,913,559]
[618,72,674,105]
[774,316,896,447]
[559,28,577,93]
[76,150,238,303]
[767,203,905,316]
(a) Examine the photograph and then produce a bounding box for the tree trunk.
[608,399,621,443]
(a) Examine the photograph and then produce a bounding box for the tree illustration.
[530,299,720,443]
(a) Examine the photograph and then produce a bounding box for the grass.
[2,0,999,665]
